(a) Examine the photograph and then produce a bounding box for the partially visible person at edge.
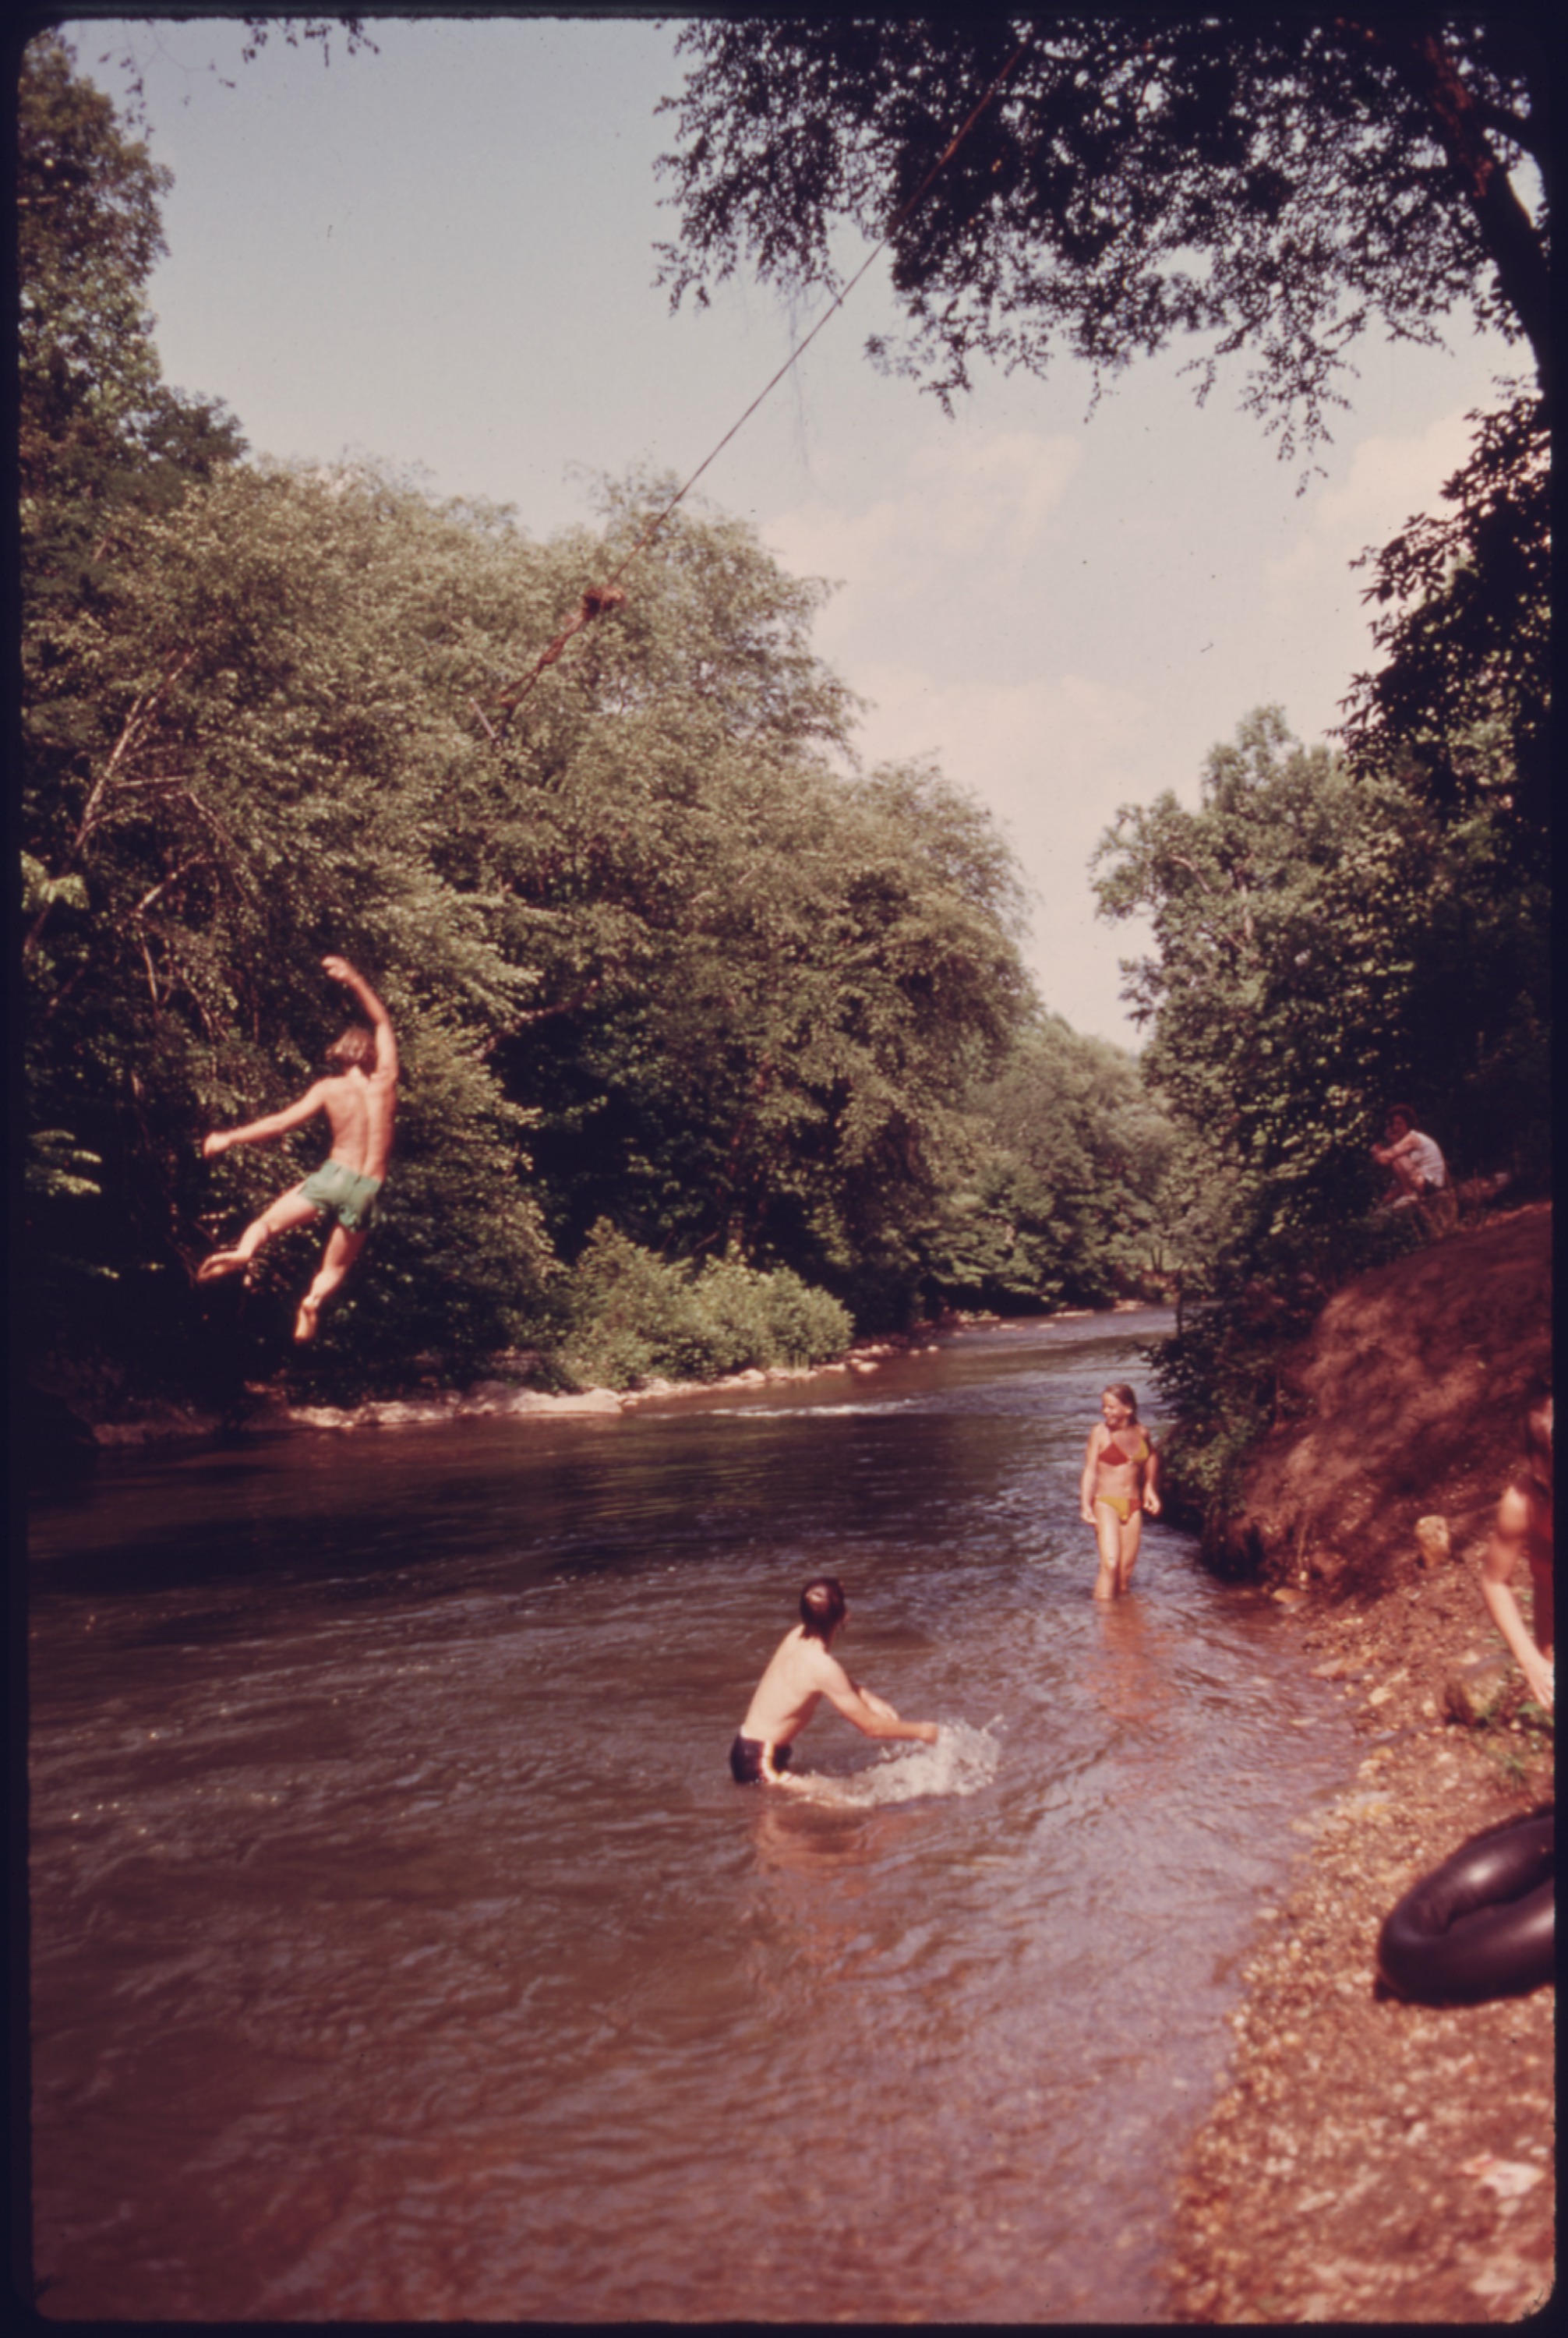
[199,955,398,1344]
[1479,1390,1553,1715]
[729,1577,940,1785]
[1371,1104,1449,1213]
[1080,1383,1160,1602]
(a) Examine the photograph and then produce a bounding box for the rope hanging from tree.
[478,37,1030,736]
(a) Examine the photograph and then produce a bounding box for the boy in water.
[198,955,398,1344]
[730,1577,940,1785]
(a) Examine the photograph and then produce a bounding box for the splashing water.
[789,1717,1005,1806]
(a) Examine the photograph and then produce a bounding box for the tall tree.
[21,461,559,1390]
[1093,705,1549,1527]
[18,30,245,593]
[473,479,1033,1321]
[1339,384,1549,848]
[1094,706,1547,1212]
[657,16,1549,461]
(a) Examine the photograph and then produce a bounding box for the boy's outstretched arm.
[323,954,398,1081]
[203,1084,330,1157]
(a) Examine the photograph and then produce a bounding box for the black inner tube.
[1377,1812,1554,2004]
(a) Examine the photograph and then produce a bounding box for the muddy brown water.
[27,1312,1354,2321]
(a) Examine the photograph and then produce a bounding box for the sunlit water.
[28,1312,1353,2321]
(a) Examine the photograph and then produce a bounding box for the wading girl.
[1080,1383,1160,1601]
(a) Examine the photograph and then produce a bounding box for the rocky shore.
[1166,1568,1552,2320]
[1164,1204,1554,2322]
[26,1301,1148,1460]
[27,1330,962,1457]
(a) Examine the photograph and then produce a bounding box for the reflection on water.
[28,1312,1353,2321]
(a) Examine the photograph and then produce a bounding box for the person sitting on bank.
[729,1577,941,1785]
[1479,1391,1553,1715]
[1371,1105,1448,1210]
[198,955,398,1344]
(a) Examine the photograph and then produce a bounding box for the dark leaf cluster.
[19,34,248,615]
[1340,387,1549,846]
[657,16,1549,464]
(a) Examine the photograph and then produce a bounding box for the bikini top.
[1100,1433,1149,1467]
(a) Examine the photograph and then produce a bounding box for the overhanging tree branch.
[1342,19,1552,397]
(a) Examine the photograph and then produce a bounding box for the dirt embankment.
[1166,1204,1554,2322]
[1214,1203,1554,1600]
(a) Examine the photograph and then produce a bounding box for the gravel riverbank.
[1165,1566,1552,2321]
[1164,1206,1554,2322]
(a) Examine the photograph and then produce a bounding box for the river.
[27,1310,1353,2321]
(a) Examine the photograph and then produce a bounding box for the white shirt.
[1396,1128,1446,1188]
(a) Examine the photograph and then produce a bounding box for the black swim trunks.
[729,1733,794,1785]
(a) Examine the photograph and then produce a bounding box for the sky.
[66,11,1524,1046]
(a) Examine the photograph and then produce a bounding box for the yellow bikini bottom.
[1098,1494,1137,1524]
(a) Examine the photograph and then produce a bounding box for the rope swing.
[480,37,1030,734]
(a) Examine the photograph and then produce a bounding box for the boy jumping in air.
[199,955,397,1343]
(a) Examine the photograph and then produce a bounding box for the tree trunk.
[1349,22,1552,401]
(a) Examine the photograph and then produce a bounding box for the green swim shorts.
[299,1160,383,1233]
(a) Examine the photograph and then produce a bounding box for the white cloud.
[1266,408,1479,590]
[764,429,1081,607]
[850,666,1140,821]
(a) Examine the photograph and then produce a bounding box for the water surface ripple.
[29,1312,1351,2321]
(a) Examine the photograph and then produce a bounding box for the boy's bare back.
[318,1063,396,1181]
[740,1626,845,1744]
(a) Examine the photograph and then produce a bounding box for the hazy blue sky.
[74,12,1520,1044]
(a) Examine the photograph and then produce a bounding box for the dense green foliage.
[1341,386,1549,849]
[559,1227,853,1390]
[934,1013,1175,1310]
[1094,708,1550,1531]
[658,17,1549,462]
[1096,708,1549,1210]
[26,35,1172,1403]
[20,431,1063,1390]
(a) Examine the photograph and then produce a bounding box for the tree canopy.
[1093,704,1550,1528]
[1097,705,1548,1211]
[936,1013,1175,1310]
[1339,383,1549,846]
[19,444,1052,1383]
[19,33,1188,1413]
[657,15,1550,461]
[19,33,246,562]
